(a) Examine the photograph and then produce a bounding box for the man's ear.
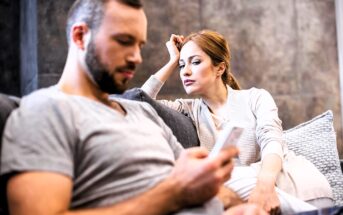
[71,23,91,50]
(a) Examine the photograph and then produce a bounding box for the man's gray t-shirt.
[1,86,184,208]
[1,86,224,214]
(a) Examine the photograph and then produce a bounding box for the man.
[1,0,266,214]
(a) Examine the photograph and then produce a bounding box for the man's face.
[85,1,147,94]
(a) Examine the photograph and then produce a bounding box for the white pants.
[175,197,224,215]
[225,166,317,215]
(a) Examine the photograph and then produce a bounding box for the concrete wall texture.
[1,0,342,157]
[141,0,343,157]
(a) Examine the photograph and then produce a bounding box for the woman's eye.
[179,64,185,69]
[192,60,201,65]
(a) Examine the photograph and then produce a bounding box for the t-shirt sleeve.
[139,102,184,159]
[1,95,76,178]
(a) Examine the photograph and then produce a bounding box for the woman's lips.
[183,79,195,86]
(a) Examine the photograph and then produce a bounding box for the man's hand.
[168,146,239,209]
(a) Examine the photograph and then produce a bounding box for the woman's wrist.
[168,58,179,68]
[257,172,277,187]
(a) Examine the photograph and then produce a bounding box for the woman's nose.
[181,64,191,76]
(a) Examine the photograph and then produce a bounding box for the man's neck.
[58,68,106,100]
[58,71,126,115]
[58,51,127,115]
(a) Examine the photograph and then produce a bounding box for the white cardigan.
[142,75,284,165]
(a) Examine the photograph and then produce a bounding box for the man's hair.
[66,0,143,45]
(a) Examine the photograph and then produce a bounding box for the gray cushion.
[0,94,20,144]
[0,93,20,165]
[0,93,20,215]
[116,88,200,149]
[283,110,343,205]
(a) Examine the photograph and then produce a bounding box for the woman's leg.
[224,166,317,214]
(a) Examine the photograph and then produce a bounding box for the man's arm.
[7,147,238,215]
[7,172,181,215]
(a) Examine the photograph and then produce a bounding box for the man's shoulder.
[7,86,76,131]
[18,86,75,117]
[21,86,68,107]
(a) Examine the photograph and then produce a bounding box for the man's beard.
[85,41,133,94]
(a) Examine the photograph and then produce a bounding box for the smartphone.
[209,125,244,158]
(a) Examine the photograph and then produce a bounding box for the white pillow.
[283,110,343,205]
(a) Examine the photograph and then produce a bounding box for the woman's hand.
[217,186,244,210]
[248,175,281,215]
[247,153,282,214]
[166,34,184,63]
[145,34,185,84]
[224,203,268,215]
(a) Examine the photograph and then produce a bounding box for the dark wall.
[0,0,20,96]
[37,0,72,88]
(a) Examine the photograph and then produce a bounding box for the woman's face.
[179,41,220,96]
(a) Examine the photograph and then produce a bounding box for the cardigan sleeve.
[141,75,163,99]
[250,88,284,161]
[141,75,195,115]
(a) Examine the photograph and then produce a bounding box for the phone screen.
[209,125,244,158]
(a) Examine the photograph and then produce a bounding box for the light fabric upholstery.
[283,110,343,205]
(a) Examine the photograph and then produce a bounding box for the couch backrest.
[0,94,20,144]
[0,93,20,215]
[115,88,200,149]
[0,94,20,170]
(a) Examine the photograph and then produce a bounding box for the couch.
[0,88,343,214]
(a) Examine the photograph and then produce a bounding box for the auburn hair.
[182,30,240,90]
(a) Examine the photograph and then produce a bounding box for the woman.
[141,30,333,214]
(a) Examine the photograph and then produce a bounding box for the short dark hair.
[66,0,143,45]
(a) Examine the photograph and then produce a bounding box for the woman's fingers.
[169,34,184,50]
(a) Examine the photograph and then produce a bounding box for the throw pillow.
[283,110,343,205]
[114,88,200,149]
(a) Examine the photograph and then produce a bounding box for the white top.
[142,75,285,165]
